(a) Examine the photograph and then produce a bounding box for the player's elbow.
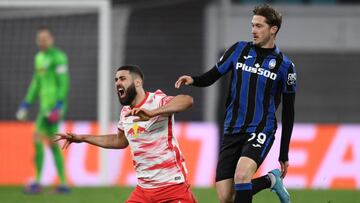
[183,95,194,108]
[115,140,129,149]
[119,143,129,149]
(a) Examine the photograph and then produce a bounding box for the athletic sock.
[267,172,276,188]
[51,144,66,185]
[234,183,252,203]
[251,174,272,195]
[34,141,44,183]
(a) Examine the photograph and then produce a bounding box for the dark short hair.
[117,65,144,81]
[253,4,282,34]
[37,26,52,34]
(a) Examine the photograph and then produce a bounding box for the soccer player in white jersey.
[55,65,197,203]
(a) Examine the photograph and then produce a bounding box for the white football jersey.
[117,90,188,188]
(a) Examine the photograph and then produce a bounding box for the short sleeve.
[160,96,174,106]
[117,117,124,131]
[153,89,174,108]
[282,63,297,93]
[117,107,130,131]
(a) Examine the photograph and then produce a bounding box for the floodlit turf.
[0,186,359,203]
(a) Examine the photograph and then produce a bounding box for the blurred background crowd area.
[1,0,359,123]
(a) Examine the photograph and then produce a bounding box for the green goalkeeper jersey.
[24,47,69,116]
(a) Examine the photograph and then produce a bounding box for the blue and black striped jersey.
[215,41,296,135]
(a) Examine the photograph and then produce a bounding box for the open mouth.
[118,87,125,98]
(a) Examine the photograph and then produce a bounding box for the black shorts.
[215,132,275,182]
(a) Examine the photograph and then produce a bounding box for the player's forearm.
[279,93,295,162]
[82,134,128,149]
[192,67,222,87]
[25,74,40,104]
[57,74,69,101]
[153,95,193,116]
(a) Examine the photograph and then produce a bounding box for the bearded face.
[117,82,137,106]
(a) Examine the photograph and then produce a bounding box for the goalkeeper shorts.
[35,114,60,136]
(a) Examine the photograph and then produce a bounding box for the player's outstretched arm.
[54,130,128,150]
[176,67,223,89]
[126,95,193,122]
[175,43,236,89]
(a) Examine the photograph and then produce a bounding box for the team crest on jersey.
[127,123,147,138]
[287,73,297,85]
[269,59,276,69]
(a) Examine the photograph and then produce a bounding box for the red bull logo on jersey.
[127,123,148,138]
[236,62,277,80]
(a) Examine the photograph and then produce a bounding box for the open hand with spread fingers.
[54,132,83,150]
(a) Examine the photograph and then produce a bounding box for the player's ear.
[134,78,142,87]
[270,26,278,35]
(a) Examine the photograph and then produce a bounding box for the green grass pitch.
[0,186,359,203]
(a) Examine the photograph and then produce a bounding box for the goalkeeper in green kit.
[16,27,70,194]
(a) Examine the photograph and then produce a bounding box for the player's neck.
[40,46,53,52]
[259,36,276,49]
[260,40,275,49]
[131,89,147,108]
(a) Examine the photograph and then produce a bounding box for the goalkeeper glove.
[16,101,30,121]
[47,101,63,124]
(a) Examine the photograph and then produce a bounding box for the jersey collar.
[133,91,149,109]
[251,42,280,56]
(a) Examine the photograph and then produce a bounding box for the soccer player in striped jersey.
[175,4,295,203]
[55,65,197,203]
